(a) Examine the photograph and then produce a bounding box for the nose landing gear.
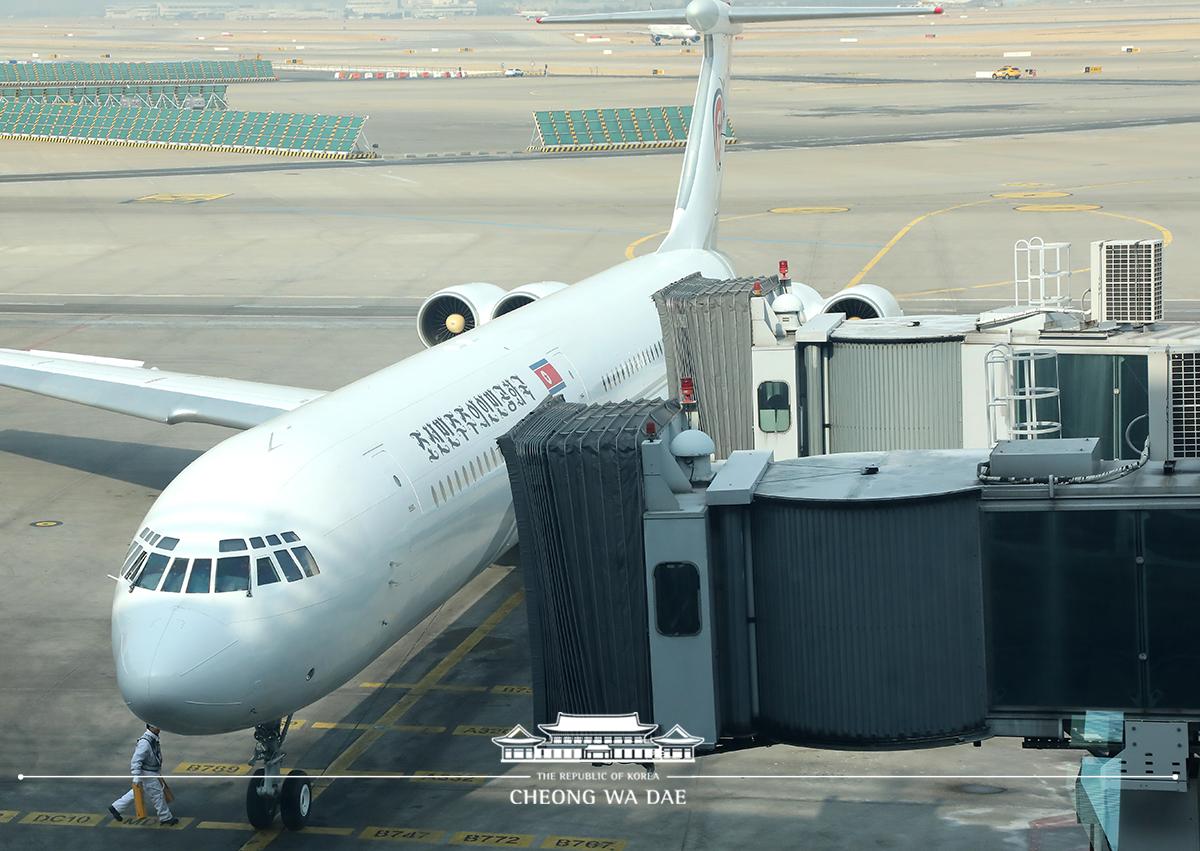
[247,715,312,831]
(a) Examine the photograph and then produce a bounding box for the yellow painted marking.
[31,520,61,527]
[107,816,195,830]
[134,193,230,204]
[1015,204,1102,212]
[360,682,488,693]
[492,684,533,695]
[1089,210,1174,246]
[769,206,849,214]
[174,761,251,775]
[395,723,448,734]
[313,721,371,731]
[362,826,446,843]
[290,719,307,730]
[1002,182,1047,187]
[846,199,989,287]
[625,212,762,260]
[304,826,356,836]
[452,832,535,847]
[413,771,485,784]
[19,812,102,827]
[0,811,18,824]
[542,837,627,851]
[198,821,256,830]
[901,267,1091,299]
[992,191,1070,199]
[240,828,281,850]
[454,724,510,737]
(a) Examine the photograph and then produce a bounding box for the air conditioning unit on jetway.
[1090,238,1163,324]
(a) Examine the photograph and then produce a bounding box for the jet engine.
[491,281,569,319]
[820,284,902,320]
[416,282,506,348]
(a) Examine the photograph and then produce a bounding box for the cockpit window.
[215,556,250,592]
[219,539,247,553]
[135,553,170,590]
[292,546,320,577]
[160,558,189,593]
[250,536,265,549]
[139,528,151,541]
[266,534,282,546]
[186,559,212,594]
[256,557,281,586]
[125,550,147,581]
[282,531,299,543]
[159,537,179,551]
[274,549,303,582]
[148,533,161,546]
[122,544,143,576]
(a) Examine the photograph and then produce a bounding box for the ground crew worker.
[108,723,179,825]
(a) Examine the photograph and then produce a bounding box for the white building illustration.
[492,713,704,763]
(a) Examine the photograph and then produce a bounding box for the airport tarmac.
[1,2,1198,848]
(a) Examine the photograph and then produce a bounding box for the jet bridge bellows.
[498,397,680,725]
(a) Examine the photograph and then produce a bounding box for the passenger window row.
[601,340,664,392]
[123,532,321,594]
[430,445,505,507]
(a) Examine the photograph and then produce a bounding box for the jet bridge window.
[274,549,304,582]
[653,561,702,637]
[134,553,170,590]
[186,558,212,594]
[215,556,250,592]
[757,381,792,433]
[160,558,189,593]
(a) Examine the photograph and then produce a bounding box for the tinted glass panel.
[282,531,299,543]
[1057,354,1149,460]
[122,544,142,574]
[757,381,791,433]
[1144,510,1200,710]
[135,553,170,590]
[186,559,212,594]
[159,537,179,551]
[215,556,250,592]
[160,558,189,593]
[148,533,161,545]
[274,550,303,582]
[266,534,282,546]
[983,510,1139,710]
[125,551,147,581]
[292,546,320,577]
[654,562,701,636]
[256,557,280,586]
[250,537,265,549]
[139,528,151,541]
[219,539,247,553]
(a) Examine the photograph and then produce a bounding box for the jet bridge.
[500,402,1200,851]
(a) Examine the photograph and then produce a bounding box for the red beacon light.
[680,376,697,406]
[778,259,790,281]
[933,5,944,13]
[751,279,764,296]
[645,419,657,437]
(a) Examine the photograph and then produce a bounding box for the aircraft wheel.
[246,768,278,829]
[280,769,312,831]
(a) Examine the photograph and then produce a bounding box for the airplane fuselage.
[112,247,733,734]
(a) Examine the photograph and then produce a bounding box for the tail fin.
[539,1,942,254]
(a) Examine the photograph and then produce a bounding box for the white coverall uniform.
[110,729,174,822]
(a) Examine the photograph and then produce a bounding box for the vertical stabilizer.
[657,25,733,254]
[537,1,941,255]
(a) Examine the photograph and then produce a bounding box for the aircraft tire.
[280,770,312,831]
[246,768,278,829]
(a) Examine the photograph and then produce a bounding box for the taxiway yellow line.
[845,199,989,288]
[1089,210,1173,246]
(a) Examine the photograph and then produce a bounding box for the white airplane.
[0,0,938,833]
[649,23,702,45]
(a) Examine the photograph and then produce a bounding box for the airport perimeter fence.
[530,105,737,152]
[0,60,275,87]
[0,100,373,159]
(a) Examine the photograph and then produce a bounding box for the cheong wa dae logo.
[492,712,703,764]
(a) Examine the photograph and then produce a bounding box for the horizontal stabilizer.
[0,348,324,430]
[537,10,689,24]
[730,5,941,22]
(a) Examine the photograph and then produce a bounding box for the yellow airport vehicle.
[992,65,1022,79]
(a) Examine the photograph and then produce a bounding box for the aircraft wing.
[540,5,939,25]
[0,348,325,431]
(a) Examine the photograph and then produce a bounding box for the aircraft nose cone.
[113,601,246,734]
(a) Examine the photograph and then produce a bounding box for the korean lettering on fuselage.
[409,374,537,463]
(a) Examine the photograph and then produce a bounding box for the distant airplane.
[649,23,701,45]
[516,9,549,19]
[0,0,939,834]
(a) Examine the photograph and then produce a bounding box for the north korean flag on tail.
[530,358,566,395]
